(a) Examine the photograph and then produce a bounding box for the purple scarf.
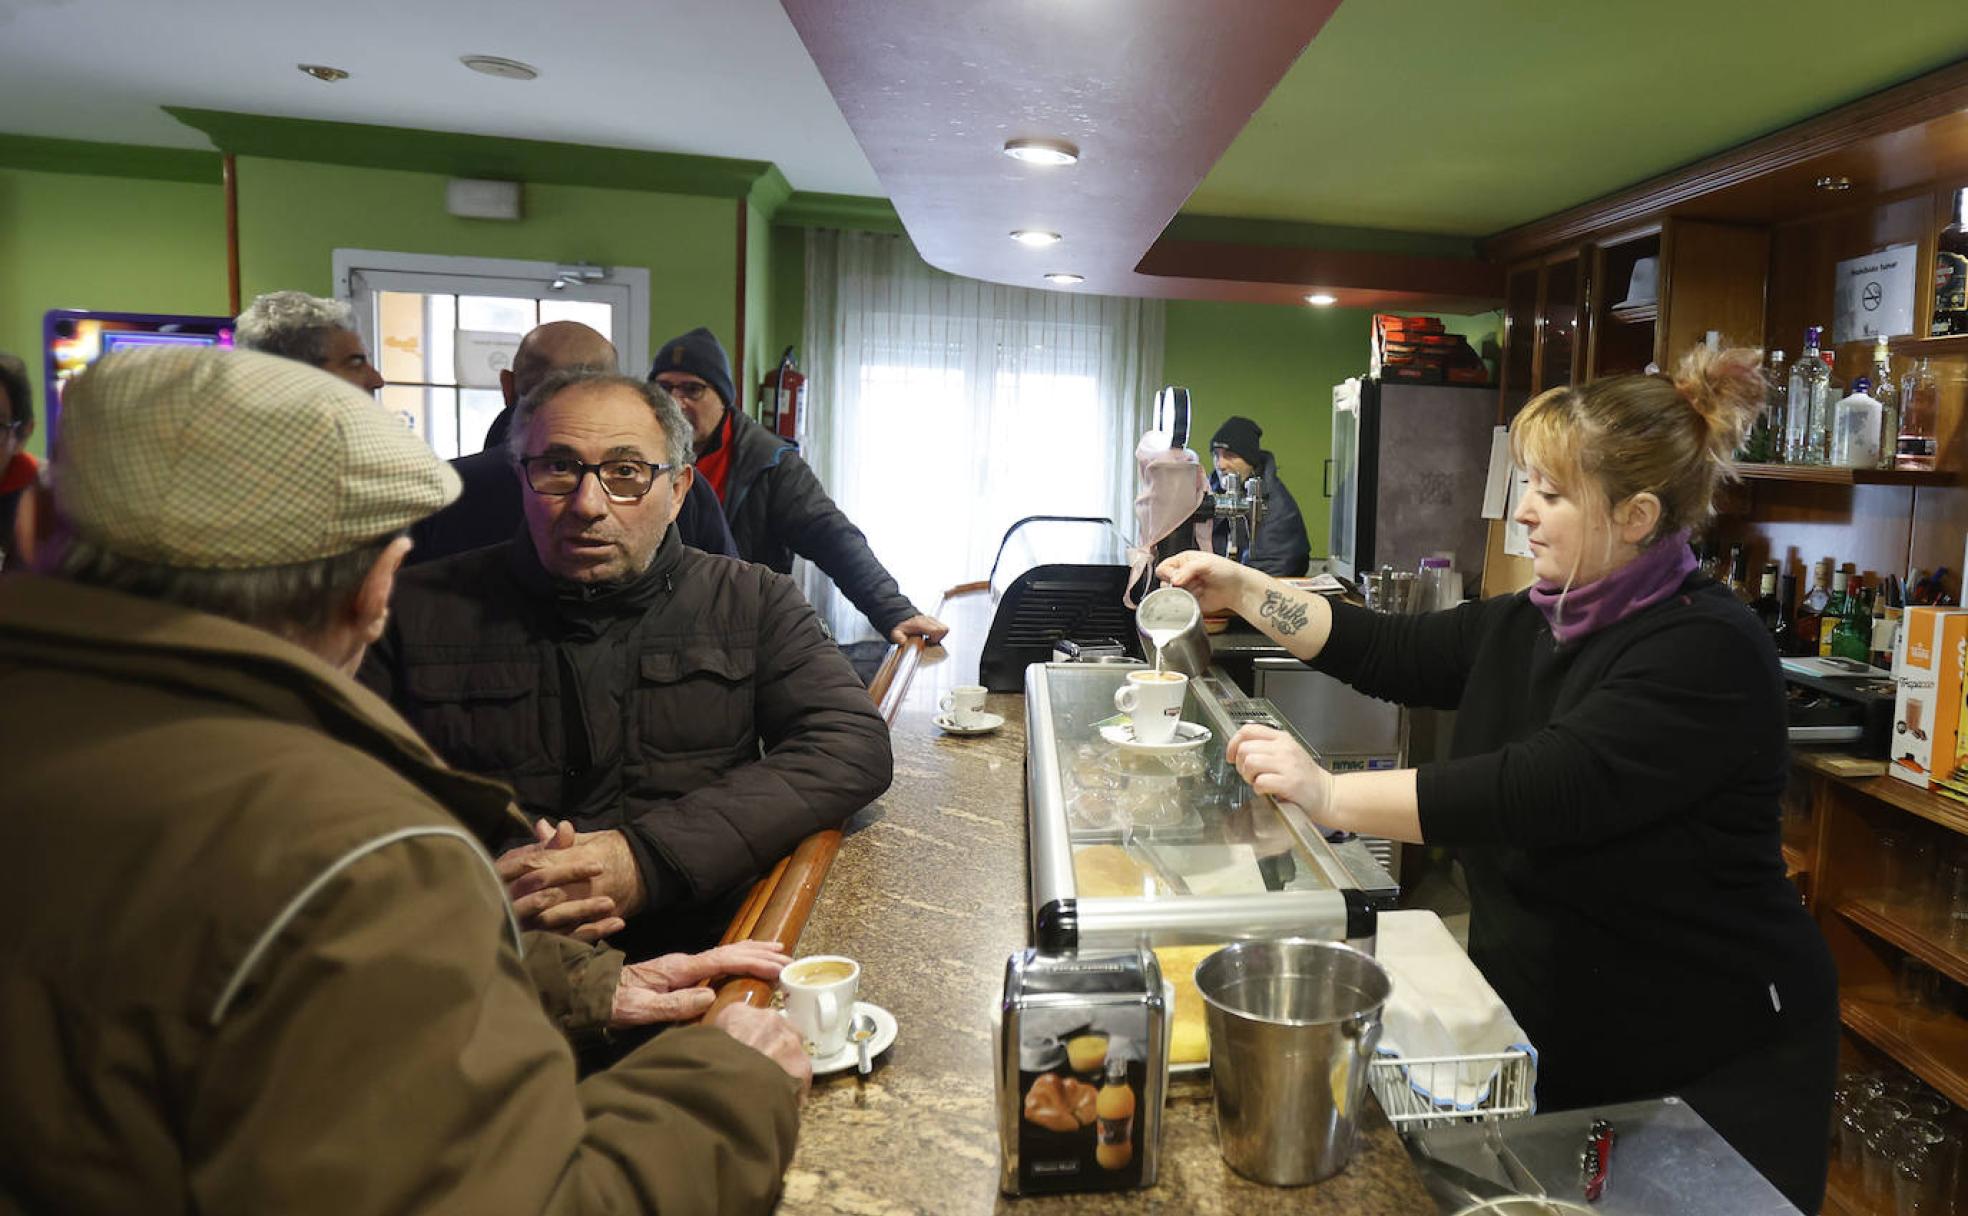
[1528,530,1697,646]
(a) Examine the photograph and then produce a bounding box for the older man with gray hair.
[233,289,386,393]
[0,346,809,1213]
[363,368,893,959]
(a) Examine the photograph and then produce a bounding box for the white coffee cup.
[1114,669,1188,744]
[940,684,989,727]
[780,954,860,1057]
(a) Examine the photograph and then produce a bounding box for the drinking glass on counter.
[1889,1119,1950,1215]
[1862,1096,1914,1202]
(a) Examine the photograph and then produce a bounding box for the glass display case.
[1025,662,1379,955]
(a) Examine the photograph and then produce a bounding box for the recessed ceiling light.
[297,64,349,83]
[1814,175,1854,192]
[1011,230,1062,248]
[1003,138,1080,166]
[460,54,540,81]
[1304,292,1338,306]
[1045,273,1085,285]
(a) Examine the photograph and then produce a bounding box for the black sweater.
[1314,577,1835,1109]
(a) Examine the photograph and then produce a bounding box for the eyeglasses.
[0,420,21,447]
[519,455,673,502]
[655,380,712,404]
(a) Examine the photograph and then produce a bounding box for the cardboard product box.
[1889,606,1968,788]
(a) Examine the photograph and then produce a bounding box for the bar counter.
[776,588,1431,1214]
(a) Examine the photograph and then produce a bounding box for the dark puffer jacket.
[717,408,918,636]
[359,525,892,953]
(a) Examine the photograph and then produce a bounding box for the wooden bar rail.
[701,629,929,1014]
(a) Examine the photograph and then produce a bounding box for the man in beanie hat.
[650,325,947,644]
[0,347,810,1213]
[1209,414,1310,577]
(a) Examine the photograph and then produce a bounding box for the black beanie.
[648,326,737,409]
[1211,415,1263,465]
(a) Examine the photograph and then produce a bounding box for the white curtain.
[799,229,1165,642]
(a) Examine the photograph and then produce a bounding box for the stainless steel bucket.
[1195,939,1393,1186]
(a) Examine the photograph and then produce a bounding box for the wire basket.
[1369,1048,1536,1129]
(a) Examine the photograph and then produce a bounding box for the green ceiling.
[1186,0,1968,237]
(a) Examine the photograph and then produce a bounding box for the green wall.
[0,166,228,458]
[234,156,738,376]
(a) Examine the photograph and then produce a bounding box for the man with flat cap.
[1209,414,1310,577]
[409,319,738,564]
[650,326,948,644]
[0,347,809,1214]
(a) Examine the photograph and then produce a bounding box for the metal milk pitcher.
[1136,586,1210,677]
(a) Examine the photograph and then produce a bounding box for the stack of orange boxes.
[1372,314,1490,385]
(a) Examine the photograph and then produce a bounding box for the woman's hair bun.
[1669,345,1766,464]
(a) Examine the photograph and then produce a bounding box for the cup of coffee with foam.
[1113,670,1188,744]
[780,955,861,1057]
[940,684,990,728]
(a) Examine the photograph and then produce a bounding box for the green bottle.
[1830,582,1872,663]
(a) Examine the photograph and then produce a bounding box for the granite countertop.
[777,591,1431,1215]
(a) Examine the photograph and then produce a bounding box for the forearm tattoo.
[1257,590,1310,636]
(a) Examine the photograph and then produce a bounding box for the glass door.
[333,251,649,459]
[1329,378,1362,581]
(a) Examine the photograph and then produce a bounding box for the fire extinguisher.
[761,346,806,441]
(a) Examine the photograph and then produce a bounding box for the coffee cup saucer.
[935,711,1005,736]
[807,1001,899,1076]
[1098,720,1211,754]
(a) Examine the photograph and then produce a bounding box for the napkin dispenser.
[997,947,1167,1195]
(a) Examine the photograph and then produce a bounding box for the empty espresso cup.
[1114,669,1188,744]
[780,954,861,1057]
[940,684,989,727]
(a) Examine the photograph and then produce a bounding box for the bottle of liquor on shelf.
[1786,326,1831,465]
[1830,376,1883,468]
[1750,562,1781,633]
[1936,187,1968,337]
[1795,558,1833,655]
[1774,567,1799,653]
[1870,336,1900,471]
[1764,349,1788,464]
[1725,543,1749,601]
[1818,565,1850,658]
[1898,357,1939,470]
[1871,575,1901,671]
[1830,581,1872,663]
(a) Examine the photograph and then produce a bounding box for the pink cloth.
[1126,435,1207,606]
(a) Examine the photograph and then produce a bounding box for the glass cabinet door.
[1539,256,1581,393]
[1501,266,1540,410]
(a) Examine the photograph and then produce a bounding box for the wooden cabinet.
[1787,758,1968,1216]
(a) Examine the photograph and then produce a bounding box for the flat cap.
[56,346,460,569]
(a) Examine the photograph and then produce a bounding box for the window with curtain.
[800,229,1164,642]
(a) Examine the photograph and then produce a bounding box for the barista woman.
[1160,347,1836,1212]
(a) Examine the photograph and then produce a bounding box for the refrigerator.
[1328,377,1497,589]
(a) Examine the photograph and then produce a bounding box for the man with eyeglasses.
[408,320,738,565]
[362,369,892,958]
[649,327,948,645]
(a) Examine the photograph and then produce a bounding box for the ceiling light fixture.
[1011,230,1062,248]
[460,54,540,81]
[1304,292,1338,306]
[1814,175,1854,192]
[297,64,349,83]
[1045,273,1085,286]
[1003,138,1080,166]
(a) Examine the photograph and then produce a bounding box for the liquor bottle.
[1830,582,1872,663]
[1871,575,1900,671]
[1818,566,1850,658]
[1775,569,1799,654]
[1786,327,1831,465]
[1796,558,1833,655]
[1870,337,1900,471]
[1726,543,1749,601]
[1898,357,1939,470]
[1830,376,1882,468]
[1763,349,1788,464]
[1750,562,1781,633]
[1936,187,1968,337]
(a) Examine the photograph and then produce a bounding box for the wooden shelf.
[1837,897,1968,989]
[1607,301,1657,324]
[1850,776,1968,838]
[1886,334,1968,359]
[1734,463,1957,486]
[1783,842,1811,880]
[1839,988,1968,1109]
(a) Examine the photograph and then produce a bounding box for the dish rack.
[1368,1048,1536,1130]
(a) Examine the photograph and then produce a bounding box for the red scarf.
[1,451,38,495]
[696,412,734,502]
